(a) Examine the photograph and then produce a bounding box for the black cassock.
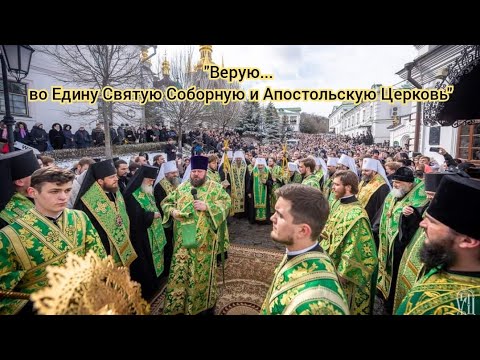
[124,193,162,301]
[153,182,174,278]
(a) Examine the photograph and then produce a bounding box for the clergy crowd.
[0,131,479,315]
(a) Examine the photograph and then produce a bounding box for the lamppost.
[1,45,35,152]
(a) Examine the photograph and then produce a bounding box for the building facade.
[329,101,355,135]
[276,107,301,132]
[328,85,410,144]
[395,45,480,163]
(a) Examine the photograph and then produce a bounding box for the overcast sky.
[152,45,418,118]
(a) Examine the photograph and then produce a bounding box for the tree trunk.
[102,102,112,159]
[177,125,183,157]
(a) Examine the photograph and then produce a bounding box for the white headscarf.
[182,164,191,183]
[288,162,298,172]
[154,160,178,187]
[315,157,328,181]
[362,158,391,189]
[338,154,358,177]
[233,150,246,164]
[327,157,339,167]
[254,157,267,169]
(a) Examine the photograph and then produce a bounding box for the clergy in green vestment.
[261,183,349,315]
[299,157,321,190]
[312,156,328,191]
[393,172,455,312]
[0,167,107,315]
[321,170,378,315]
[268,156,283,214]
[397,175,480,315]
[228,151,250,218]
[282,162,302,185]
[161,156,231,315]
[324,157,339,206]
[358,158,391,224]
[0,150,40,229]
[124,165,166,301]
[153,160,180,278]
[247,158,273,225]
[207,153,230,261]
[74,159,137,268]
[373,166,428,314]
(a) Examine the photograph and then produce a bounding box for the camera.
[429,147,440,152]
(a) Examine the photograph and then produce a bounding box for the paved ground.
[227,217,282,251]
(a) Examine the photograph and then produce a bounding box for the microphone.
[191,188,198,201]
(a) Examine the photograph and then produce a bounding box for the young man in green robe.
[321,170,378,315]
[124,165,166,301]
[74,160,137,268]
[299,157,321,190]
[0,167,107,315]
[0,150,40,229]
[161,155,231,315]
[397,175,480,315]
[261,183,349,315]
[373,166,428,314]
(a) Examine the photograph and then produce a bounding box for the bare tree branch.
[37,45,145,158]
[158,47,213,155]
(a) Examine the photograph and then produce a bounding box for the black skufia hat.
[73,159,117,209]
[143,165,159,180]
[0,158,14,212]
[424,172,457,192]
[91,159,116,180]
[123,165,159,199]
[190,155,208,170]
[0,149,40,180]
[427,175,480,239]
[392,166,414,183]
[0,149,39,211]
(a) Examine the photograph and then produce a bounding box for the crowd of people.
[0,121,182,153]
[0,129,479,315]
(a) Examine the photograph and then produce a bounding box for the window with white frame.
[0,80,28,116]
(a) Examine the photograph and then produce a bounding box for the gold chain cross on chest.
[111,193,123,226]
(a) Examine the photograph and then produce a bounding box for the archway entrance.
[400,135,410,150]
